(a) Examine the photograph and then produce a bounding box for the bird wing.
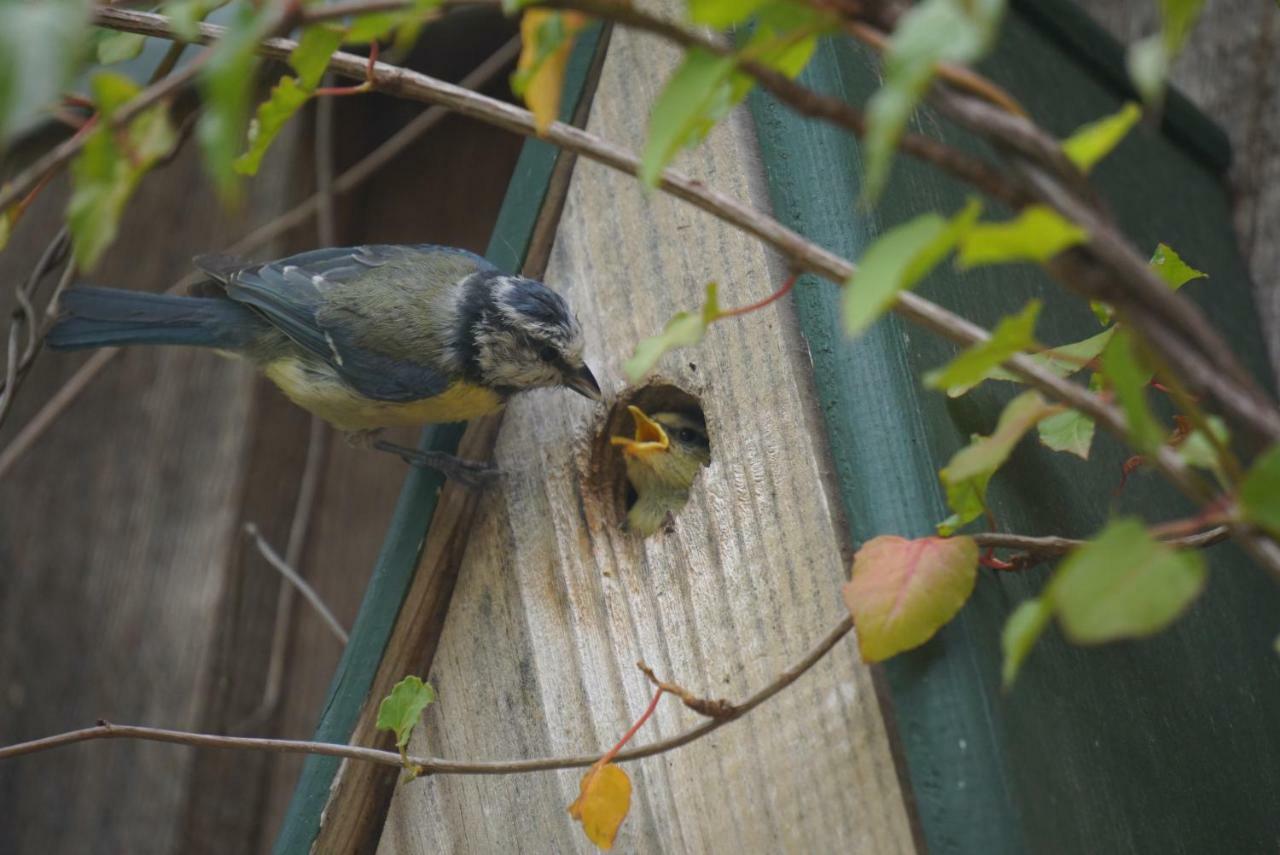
[194,245,493,402]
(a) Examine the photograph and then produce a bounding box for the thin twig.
[244,522,348,644]
[598,686,665,766]
[637,662,737,719]
[972,524,1230,556]
[0,38,520,480]
[717,271,798,320]
[0,615,855,774]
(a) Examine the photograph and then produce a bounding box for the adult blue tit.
[610,405,710,536]
[47,244,602,483]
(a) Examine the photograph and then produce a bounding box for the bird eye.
[538,345,558,362]
[678,428,698,444]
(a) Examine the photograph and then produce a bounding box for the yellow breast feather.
[263,358,503,431]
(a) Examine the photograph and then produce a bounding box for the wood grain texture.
[375,7,917,853]
[307,415,500,855]
[0,130,287,855]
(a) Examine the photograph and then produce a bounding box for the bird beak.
[565,364,602,401]
[610,405,670,457]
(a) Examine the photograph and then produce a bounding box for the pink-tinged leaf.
[842,535,979,662]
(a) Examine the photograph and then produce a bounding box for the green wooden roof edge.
[750,5,1277,855]
[272,25,605,854]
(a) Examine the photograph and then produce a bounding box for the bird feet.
[370,438,500,489]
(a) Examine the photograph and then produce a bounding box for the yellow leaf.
[515,10,588,134]
[568,762,631,850]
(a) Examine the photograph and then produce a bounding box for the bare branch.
[0,616,855,775]
[973,524,1230,557]
[244,521,347,645]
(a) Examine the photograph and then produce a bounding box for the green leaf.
[1086,242,1205,335]
[640,48,737,187]
[843,199,981,337]
[1001,597,1051,687]
[197,3,269,200]
[1033,327,1115,378]
[97,31,147,65]
[1048,518,1207,644]
[1127,36,1167,105]
[1149,241,1205,290]
[1090,300,1113,326]
[68,104,177,269]
[0,0,89,143]
[861,0,1006,204]
[1239,444,1280,537]
[0,206,14,252]
[641,5,828,187]
[925,299,1040,397]
[376,675,437,750]
[957,205,1088,268]
[512,10,589,133]
[166,0,213,42]
[1177,415,1229,480]
[737,2,831,80]
[687,0,771,27]
[1037,406,1096,460]
[290,25,344,89]
[91,71,142,117]
[1101,328,1164,452]
[233,76,310,176]
[983,327,1115,389]
[1126,0,1205,105]
[347,12,404,43]
[346,0,444,44]
[230,25,345,177]
[624,282,722,381]
[938,391,1054,532]
[1061,102,1141,173]
[842,535,979,661]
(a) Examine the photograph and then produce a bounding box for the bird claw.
[371,438,500,489]
[430,455,501,489]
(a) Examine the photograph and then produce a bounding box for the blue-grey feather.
[46,287,265,350]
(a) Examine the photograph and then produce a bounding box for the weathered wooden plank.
[375,6,918,852]
[0,136,290,855]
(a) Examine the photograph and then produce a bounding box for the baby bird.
[611,405,710,536]
[47,244,601,484]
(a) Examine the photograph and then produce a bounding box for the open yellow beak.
[610,405,669,457]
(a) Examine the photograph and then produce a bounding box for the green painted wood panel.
[750,8,1280,855]
[272,25,604,855]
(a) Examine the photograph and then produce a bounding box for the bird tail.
[46,287,263,351]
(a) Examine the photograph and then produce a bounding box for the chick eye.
[538,345,558,363]
[677,428,698,444]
